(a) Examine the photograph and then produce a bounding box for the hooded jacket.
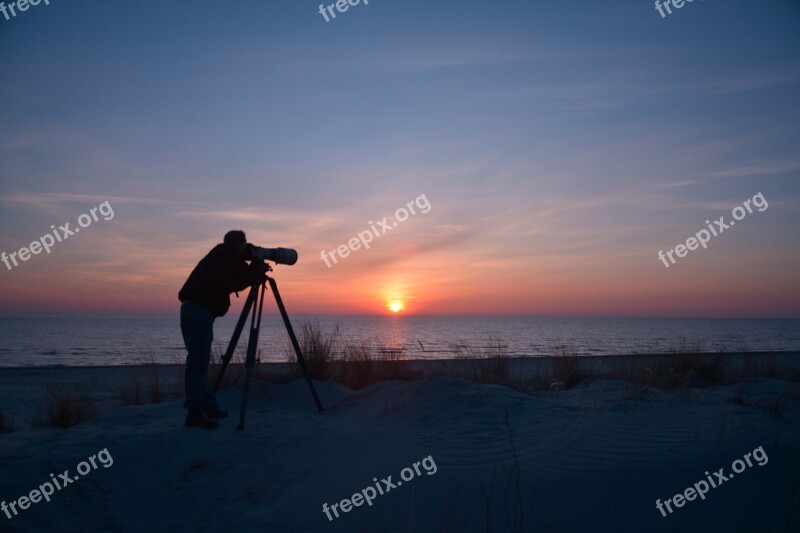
[178,242,264,318]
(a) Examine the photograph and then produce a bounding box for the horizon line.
[0,313,798,320]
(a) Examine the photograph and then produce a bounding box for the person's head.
[223,230,247,256]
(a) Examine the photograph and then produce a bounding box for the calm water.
[0,315,798,367]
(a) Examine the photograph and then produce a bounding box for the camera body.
[246,244,298,265]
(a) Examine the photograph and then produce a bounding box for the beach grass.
[9,322,799,430]
[33,382,100,429]
[0,406,14,433]
[119,355,170,406]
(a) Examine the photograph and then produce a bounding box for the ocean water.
[0,315,798,367]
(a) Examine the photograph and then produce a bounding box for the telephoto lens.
[247,245,298,265]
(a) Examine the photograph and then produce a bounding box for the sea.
[0,315,798,368]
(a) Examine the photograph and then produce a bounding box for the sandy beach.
[1,353,799,531]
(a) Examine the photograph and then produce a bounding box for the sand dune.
[1,370,799,532]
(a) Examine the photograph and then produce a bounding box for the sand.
[0,354,799,531]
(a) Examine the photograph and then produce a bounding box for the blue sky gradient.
[1,0,799,316]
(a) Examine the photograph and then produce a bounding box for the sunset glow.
[0,1,798,319]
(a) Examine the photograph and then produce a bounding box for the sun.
[388,300,404,313]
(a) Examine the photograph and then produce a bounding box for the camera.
[246,244,298,265]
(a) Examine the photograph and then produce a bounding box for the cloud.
[657,159,800,189]
[0,192,205,207]
[708,160,800,178]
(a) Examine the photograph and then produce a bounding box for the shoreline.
[2,351,798,429]
[1,349,798,369]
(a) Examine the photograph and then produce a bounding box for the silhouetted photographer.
[178,230,268,430]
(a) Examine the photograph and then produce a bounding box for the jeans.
[181,300,219,412]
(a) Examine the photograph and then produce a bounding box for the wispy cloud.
[709,160,800,178]
[657,159,800,189]
[0,192,206,207]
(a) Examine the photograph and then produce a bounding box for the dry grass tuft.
[657,353,725,390]
[451,334,512,385]
[173,362,186,400]
[208,345,250,391]
[287,321,421,389]
[370,340,418,384]
[551,345,585,389]
[145,355,165,404]
[296,320,339,381]
[0,406,15,433]
[34,383,100,428]
[338,342,375,389]
[119,356,180,405]
[119,367,145,406]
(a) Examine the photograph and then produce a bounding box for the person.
[178,230,268,430]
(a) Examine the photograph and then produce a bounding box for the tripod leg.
[213,286,258,394]
[238,282,267,430]
[267,277,325,412]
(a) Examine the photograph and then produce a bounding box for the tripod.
[213,260,324,429]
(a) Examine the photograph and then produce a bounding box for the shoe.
[204,408,229,419]
[185,410,219,430]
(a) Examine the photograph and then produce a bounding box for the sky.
[0,0,799,318]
